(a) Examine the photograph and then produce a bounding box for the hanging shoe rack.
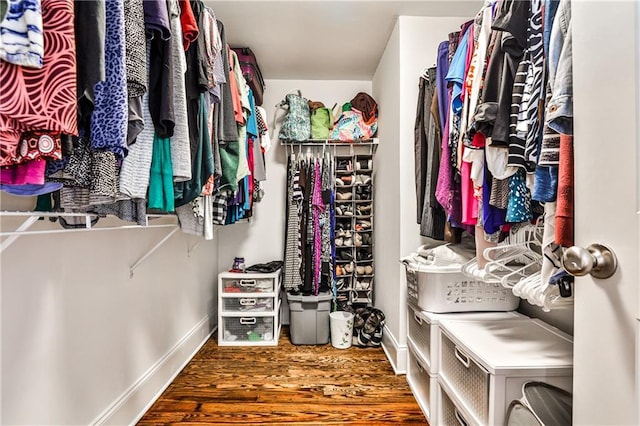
[283,139,377,310]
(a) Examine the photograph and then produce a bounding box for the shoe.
[354,233,363,247]
[337,159,353,172]
[344,237,353,246]
[343,205,353,216]
[362,233,372,245]
[336,178,345,186]
[355,185,372,200]
[355,158,372,170]
[357,220,371,230]
[355,174,372,185]
[357,249,372,261]
[340,175,354,185]
[336,265,344,276]
[343,230,352,238]
[336,206,344,216]
[336,191,352,200]
[357,204,372,215]
[344,262,354,273]
[336,278,349,291]
[336,221,351,231]
[335,237,344,246]
[339,250,353,261]
[355,279,371,291]
[364,265,374,275]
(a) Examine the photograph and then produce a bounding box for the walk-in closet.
[1,1,638,425]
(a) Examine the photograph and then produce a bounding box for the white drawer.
[439,331,490,423]
[407,341,438,423]
[220,277,276,294]
[219,315,276,345]
[407,303,526,375]
[439,382,475,426]
[438,319,573,426]
[222,296,275,313]
[407,303,433,370]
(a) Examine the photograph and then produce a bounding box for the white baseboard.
[381,324,407,374]
[91,316,215,426]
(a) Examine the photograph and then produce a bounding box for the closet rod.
[0,211,179,253]
[281,138,379,146]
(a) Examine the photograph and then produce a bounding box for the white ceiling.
[207,1,483,80]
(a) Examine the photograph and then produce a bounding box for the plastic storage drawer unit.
[437,319,573,426]
[407,340,438,423]
[407,303,526,374]
[218,270,282,346]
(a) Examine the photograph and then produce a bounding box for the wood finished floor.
[138,327,427,425]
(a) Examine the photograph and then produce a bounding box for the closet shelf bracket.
[187,239,203,257]
[129,227,180,278]
[1,215,40,253]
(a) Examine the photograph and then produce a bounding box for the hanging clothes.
[0,0,77,168]
[414,68,446,240]
[90,0,128,158]
[168,0,192,182]
[0,0,44,69]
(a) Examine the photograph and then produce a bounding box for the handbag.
[330,107,378,141]
[309,102,336,140]
[276,90,311,142]
[330,93,378,141]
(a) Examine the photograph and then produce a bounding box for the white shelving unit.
[217,270,282,346]
[405,301,527,423]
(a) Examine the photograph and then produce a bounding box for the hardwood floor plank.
[138,327,427,424]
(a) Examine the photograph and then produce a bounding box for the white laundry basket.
[403,260,519,313]
[330,311,355,349]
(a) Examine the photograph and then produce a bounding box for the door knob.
[562,243,618,279]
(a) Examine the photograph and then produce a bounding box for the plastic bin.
[330,311,354,349]
[403,260,519,313]
[287,292,332,345]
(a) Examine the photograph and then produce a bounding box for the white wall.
[1,194,218,425]
[372,16,472,372]
[371,20,403,369]
[216,79,372,272]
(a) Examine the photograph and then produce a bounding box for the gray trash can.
[287,292,332,345]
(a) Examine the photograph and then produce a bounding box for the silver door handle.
[562,243,618,279]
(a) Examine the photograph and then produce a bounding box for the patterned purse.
[276,90,311,142]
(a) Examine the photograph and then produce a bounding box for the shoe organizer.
[332,148,376,309]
